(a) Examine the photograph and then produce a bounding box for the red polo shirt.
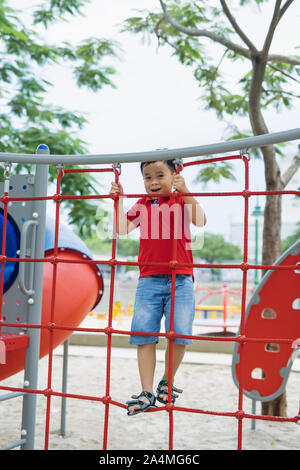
[126,195,194,278]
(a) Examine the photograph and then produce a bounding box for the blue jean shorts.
[130,274,195,346]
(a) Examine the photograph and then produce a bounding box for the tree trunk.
[260,148,287,416]
[248,57,287,416]
[262,393,287,416]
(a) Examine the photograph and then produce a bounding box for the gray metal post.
[251,399,256,430]
[60,338,69,437]
[20,144,49,450]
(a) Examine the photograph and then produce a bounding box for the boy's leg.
[138,343,156,392]
[158,343,186,402]
[127,343,156,414]
[162,342,186,381]
[127,276,166,414]
[159,275,195,402]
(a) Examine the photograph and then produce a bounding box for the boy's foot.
[156,379,183,404]
[126,391,156,416]
[157,382,168,403]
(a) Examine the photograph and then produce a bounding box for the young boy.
[110,159,206,415]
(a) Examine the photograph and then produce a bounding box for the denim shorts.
[130,274,195,346]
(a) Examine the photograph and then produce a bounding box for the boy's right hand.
[110,182,124,195]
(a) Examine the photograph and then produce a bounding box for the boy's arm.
[110,182,136,235]
[173,174,207,227]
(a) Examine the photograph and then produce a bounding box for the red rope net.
[0,154,299,450]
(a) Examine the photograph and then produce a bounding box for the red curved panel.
[0,250,102,381]
[233,245,300,400]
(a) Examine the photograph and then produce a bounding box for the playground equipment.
[232,240,300,427]
[88,300,133,325]
[194,284,254,333]
[0,217,104,381]
[0,146,103,449]
[1,129,300,451]
[91,286,248,330]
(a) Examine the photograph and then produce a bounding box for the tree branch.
[154,15,166,39]
[158,1,299,67]
[267,54,300,66]
[278,0,295,22]
[262,1,295,61]
[262,0,282,60]
[268,64,300,83]
[262,88,300,98]
[281,149,300,188]
[158,0,251,59]
[219,0,257,53]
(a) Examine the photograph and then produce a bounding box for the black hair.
[140,159,176,174]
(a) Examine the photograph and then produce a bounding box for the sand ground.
[1,343,299,451]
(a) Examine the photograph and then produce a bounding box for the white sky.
[9,0,300,239]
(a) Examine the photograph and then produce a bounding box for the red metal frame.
[0,155,299,450]
[194,284,255,332]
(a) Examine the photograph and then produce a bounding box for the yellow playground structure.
[88,284,254,333]
[193,284,254,332]
[88,300,134,325]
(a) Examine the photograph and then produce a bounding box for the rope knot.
[53,193,62,203]
[47,322,56,331]
[241,262,249,272]
[235,410,245,420]
[165,402,175,412]
[102,395,111,405]
[104,327,113,336]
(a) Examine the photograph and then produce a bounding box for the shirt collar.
[145,195,170,204]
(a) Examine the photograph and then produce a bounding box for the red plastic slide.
[0,249,103,381]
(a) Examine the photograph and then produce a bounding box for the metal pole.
[251,399,257,430]
[0,391,25,401]
[254,217,259,288]
[0,438,27,450]
[252,201,263,288]
[20,144,49,450]
[60,339,69,437]
[0,128,299,165]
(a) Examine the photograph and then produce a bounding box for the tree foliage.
[281,222,300,253]
[85,233,139,258]
[193,232,242,263]
[0,0,120,237]
[122,0,300,184]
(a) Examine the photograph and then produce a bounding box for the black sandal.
[126,391,156,416]
[156,379,183,404]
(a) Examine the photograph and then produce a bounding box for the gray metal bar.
[0,391,25,401]
[0,128,299,165]
[251,399,256,430]
[0,438,27,451]
[20,144,49,450]
[18,220,38,296]
[60,339,69,437]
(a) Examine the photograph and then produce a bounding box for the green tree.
[281,223,300,253]
[0,0,120,237]
[117,238,139,257]
[123,0,300,417]
[85,233,139,258]
[194,232,242,263]
[194,232,242,279]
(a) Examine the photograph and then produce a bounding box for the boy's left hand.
[173,174,189,194]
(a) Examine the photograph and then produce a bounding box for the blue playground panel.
[0,209,20,293]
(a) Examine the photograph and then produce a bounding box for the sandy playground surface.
[0,343,299,451]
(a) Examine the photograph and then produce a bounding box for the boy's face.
[142,161,174,197]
